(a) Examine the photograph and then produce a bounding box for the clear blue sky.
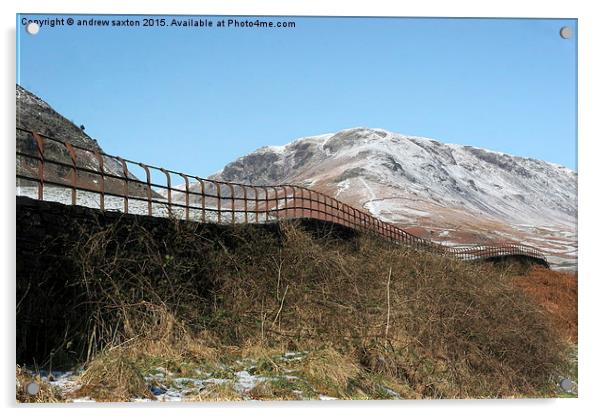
[17,14,577,176]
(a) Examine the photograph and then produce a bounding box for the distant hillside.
[16,84,147,196]
[206,128,577,269]
[14,86,577,269]
[17,85,101,150]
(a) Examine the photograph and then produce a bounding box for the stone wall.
[16,196,360,366]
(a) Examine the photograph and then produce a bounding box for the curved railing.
[15,127,549,267]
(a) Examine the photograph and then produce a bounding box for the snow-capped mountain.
[208,127,577,269]
[15,84,576,269]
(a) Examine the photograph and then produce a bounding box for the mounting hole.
[559,26,572,39]
[559,378,574,393]
[25,381,40,395]
[26,22,40,35]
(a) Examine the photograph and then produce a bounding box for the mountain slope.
[17,85,102,151]
[209,127,577,269]
[14,86,576,269]
[16,85,148,196]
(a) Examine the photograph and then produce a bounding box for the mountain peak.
[210,127,577,269]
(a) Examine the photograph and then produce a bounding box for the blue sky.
[17,14,577,176]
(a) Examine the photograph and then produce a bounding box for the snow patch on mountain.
[206,127,577,269]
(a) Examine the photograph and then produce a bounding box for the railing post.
[292,186,297,218]
[159,168,172,217]
[243,185,248,224]
[271,186,279,221]
[31,132,45,200]
[261,186,270,222]
[139,163,153,216]
[117,157,129,214]
[331,196,337,224]
[253,186,259,224]
[319,192,324,221]
[179,173,190,221]
[194,177,205,223]
[92,150,105,210]
[64,143,78,205]
[216,183,222,224]
[228,183,235,224]
[283,186,289,218]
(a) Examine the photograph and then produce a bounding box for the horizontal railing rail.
[15,127,549,267]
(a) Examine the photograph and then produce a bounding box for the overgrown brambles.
[22,217,573,399]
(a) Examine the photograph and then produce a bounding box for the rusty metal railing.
[15,127,549,267]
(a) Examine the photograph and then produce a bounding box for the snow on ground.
[22,350,401,402]
[33,366,274,402]
[335,179,350,198]
[359,177,380,217]
[367,201,432,224]
[17,186,278,224]
[17,186,170,217]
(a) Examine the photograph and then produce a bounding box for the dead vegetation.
[193,382,243,402]
[299,347,360,397]
[512,266,577,343]
[18,217,575,401]
[76,347,153,402]
[16,365,63,403]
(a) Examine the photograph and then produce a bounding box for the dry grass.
[299,347,360,397]
[16,366,64,403]
[235,340,286,361]
[75,348,153,402]
[68,305,224,402]
[205,224,569,397]
[513,266,577,343]
[248,381,301,400]
[191,382,242,402]
[21,218,573,400]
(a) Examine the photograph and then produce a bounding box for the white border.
[2,1,600,415]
